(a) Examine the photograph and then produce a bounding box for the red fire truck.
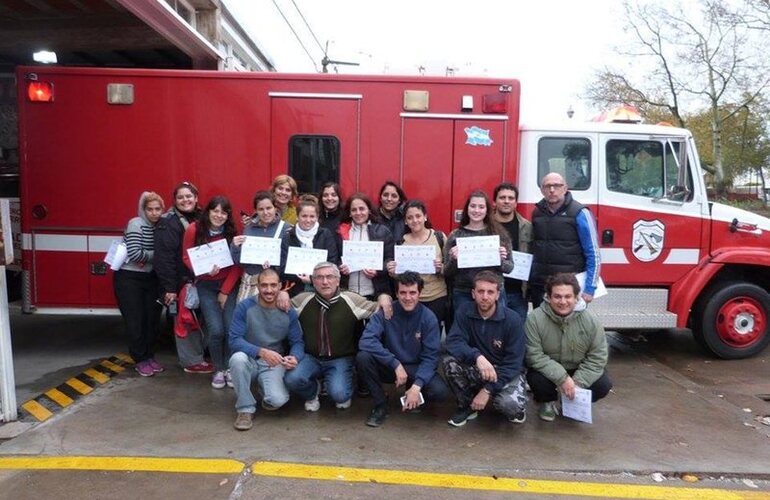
[15,66,770,359]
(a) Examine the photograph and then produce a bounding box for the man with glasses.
[284,262,392,412]
[530,172,601,308]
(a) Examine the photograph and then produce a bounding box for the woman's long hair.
[459,190,507,240]
[195,195,237,246]
[341,192,375,224]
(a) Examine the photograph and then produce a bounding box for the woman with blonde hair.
[114,191,165,377]
[271,174,298,225]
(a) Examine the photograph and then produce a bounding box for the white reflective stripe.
[33,307,121,316]
[269,92,363,100]
[33,234,87,252]
[400,112,508,120]
[600,248,629,264]
[89,235,120,252]
[22,233,32,250]
[663,249,700,265]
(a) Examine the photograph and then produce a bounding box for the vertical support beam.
[0,267,17,422]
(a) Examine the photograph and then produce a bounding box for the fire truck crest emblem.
[464,126,493,146]
[632,219,665,262]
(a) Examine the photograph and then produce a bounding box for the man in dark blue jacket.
[357,272,450,427]
[443,270,528,426]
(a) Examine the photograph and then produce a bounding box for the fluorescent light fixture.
[33,51,57,64]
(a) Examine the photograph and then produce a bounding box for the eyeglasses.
[541,183,565,190]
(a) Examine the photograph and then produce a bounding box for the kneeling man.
[525,272,612,422]
[228,268,304,430]
[443,271,528,427]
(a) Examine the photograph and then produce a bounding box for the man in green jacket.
[525,273,612,421]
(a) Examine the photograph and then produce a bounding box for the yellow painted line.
[251,462,769,500]
[100,360,125,373]
[83,368,110,384]
[114,353,134,364]
[44,389,74,408]
[65,377,93,395]
[20,400,53,422]
[0,456,244,474]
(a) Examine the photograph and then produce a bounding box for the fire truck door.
[597,134,704,285]
[269,94,360,194]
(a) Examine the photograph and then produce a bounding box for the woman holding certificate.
[386,200,449,328]
[280,195,340,296]
[182,196,240,390]
[338,193,394,299]
[231,191,291,300]
[443,190,513,315]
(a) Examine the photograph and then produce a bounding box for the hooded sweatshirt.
[121,192,157,273]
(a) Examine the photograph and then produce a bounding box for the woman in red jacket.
[183,196,240,389]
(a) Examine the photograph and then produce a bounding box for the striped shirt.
[122,216,155,273]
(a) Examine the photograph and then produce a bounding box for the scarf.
[314,289,341,357]
[295,222,319,248]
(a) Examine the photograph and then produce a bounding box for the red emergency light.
[27,81,54,102]
[482,93,507,114]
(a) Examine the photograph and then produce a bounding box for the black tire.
[695,281,770,359]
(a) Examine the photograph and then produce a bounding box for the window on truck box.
[606,139,693,201]
[289,135,340,195]
[537,137,591,190]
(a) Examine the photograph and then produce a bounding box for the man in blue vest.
[529,172,601,308]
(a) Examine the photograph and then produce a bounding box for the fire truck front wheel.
[695,282,770,359]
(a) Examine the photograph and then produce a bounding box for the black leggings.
[527,368,612,403]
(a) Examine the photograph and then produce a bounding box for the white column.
[0,267,17,422]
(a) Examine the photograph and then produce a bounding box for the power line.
[271,0,319,72]
[289,0,325,54]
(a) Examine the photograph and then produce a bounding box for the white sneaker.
[225,369,234,388]
[211,371,226,389]
[304,396,320,412]
[335,399,352,410]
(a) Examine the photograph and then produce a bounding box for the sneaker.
[447,407,478,427]
[184,362,214,374]
[261,400,280,411]
[365,405,388,427]
[135,360,154,377]
[539,401,557,422]
[304,380,321,412]
[211,371,226,389]
[225,369,234,388]
[335,399,352,410]
[509,411,527,424]
[233,412,253,431]
[147,358,165,373]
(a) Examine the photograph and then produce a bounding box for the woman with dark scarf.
[377,181,407,243]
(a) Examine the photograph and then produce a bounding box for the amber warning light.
[27,81,54,102]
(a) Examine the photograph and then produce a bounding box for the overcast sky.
[224,0,626,121]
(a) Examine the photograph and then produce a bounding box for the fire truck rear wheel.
[695,282,770,359]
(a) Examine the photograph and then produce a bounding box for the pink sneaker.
[147,359,165,373]
[184,362,214,374]
[135,360,154,377]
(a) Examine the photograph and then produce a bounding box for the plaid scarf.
[314,289,341,357]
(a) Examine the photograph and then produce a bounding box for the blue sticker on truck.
[464,126,493,146]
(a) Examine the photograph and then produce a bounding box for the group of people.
[112,171,612,431]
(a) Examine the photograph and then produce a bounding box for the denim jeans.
[505,290,528,323]
[229,351,289,413]
[197,278,236,372]
[284,354,354,404]
[355,350,451,407]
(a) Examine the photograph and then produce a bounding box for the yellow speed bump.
[251,461,768,500]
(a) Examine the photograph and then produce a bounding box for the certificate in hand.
[395,245,435,274]
[284,247,328,276]
[503,251,533,281]
[457,235,500,269]
[561,387,593,424]
[239,236,282,266]
[186,239,234,277]
[342,240,384,272]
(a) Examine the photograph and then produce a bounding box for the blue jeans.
[229,352,289,413]
[197,278,236,372]
[284,354,354,404]
[505,291,528,323]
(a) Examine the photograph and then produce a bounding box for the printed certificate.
[240,236,282,266]
[561,387,593,424]
[186,239,234,276]
[395,245,435,274]
[457,235,500,269]
[342,240,384,272]
[284,247,328,276]
[503,251,533,281]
